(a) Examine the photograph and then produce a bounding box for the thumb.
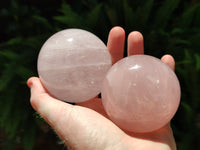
[27,77,126,150]
[27,77,74,141]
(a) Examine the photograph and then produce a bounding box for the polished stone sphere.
[37,29,111,103]
[101,55,180,133]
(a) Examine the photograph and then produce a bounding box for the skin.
[27,26,177,150]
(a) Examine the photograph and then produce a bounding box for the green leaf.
[153,0,180,28]
[0,63,16,91]
[6,37,23,45]
[181,102,194,120]
[86,3,103,28]
[33,15,52,30]
[54,3,82,27]
[135,0,154,27]
[2,138,15,150]
[171,28,184,35]
[105,6,118,26]
[194,5,200,26]
[142,0,154,25]
[178,3,200,28]
[195,53,200,70]
[16,65,35,81]
[123,1,136,29]
[173,39,190,46]
[184,49,193,61]
[0,50,19,60]
[0,93,15,126]
[4,102,22,138]
[23,126,36,150]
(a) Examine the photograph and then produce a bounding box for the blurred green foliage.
[0,0,200,149]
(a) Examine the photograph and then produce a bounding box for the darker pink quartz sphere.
[101,55,181,133]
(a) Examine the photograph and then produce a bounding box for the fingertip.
[127,31,144,55]
[27,77,40,88]
[109,26,125,38]
[108,26,125,46]
[27,77,33,88]
[107,26,125,64]
[128,31,143,42]
[28,77,49,110]
[161,54,175,71]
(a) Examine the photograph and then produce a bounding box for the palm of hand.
[28,27,176,150]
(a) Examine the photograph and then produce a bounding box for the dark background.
[0,0,200,150]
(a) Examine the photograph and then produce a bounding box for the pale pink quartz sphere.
[37,29,111,103]
[101,55,180,133]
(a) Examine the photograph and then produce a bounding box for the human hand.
[27,27,177,150]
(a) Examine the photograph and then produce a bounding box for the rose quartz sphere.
[101,55,180,133]
[37,29,111,103]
